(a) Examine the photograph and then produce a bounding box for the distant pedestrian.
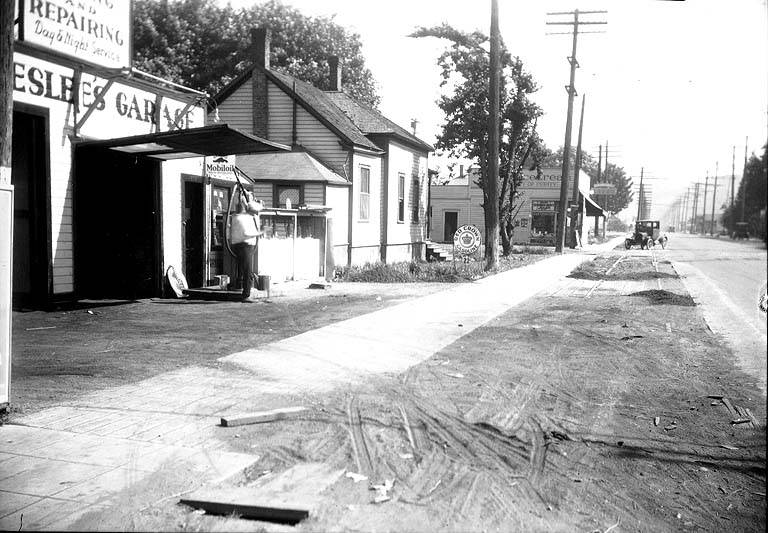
[229,192,263,302]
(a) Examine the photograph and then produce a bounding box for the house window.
[359,166,370,221]
[398,173,405,222]
[276,185,300,208]
[411,178,420,222]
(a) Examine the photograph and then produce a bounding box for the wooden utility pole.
[569,94,586,248]
[595,144,602,237]
[546,9,606,253]
[690,183,699,234]
[0,0,13,185]
[701,172,709,234]
[730,145,735,232]
[741,137,748,222]
[485,0,500,271]
[710,162,718,235]
[635,168,644,223]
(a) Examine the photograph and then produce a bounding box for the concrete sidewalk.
[0,240,621,530]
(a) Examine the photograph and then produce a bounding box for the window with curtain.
[398,173,405,222]
[359,166,370,220]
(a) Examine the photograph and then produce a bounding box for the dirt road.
[665,233,767,393]
[80,249,763,532]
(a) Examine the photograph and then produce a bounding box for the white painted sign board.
[17,0,132,69]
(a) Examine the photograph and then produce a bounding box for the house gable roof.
[324,92,434,153]
[210,65,382,153]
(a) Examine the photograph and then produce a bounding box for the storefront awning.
[584,194,607,217]
[76,124,290,160]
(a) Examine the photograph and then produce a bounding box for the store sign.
[13,54,202,136]
[205,156,236,181]
[593,183,617,196]
[520,169,574,189]
[531,200,559,212]
[18,0,131,68]
[453,224,481,255]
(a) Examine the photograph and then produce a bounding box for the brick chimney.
[250,28,270,137]
[251,27,271,69]
[328,56,342,91]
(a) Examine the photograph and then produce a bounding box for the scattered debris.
[707,394,724,400]
[25,326,57,331]
[308,283,331,290]
[665,323,672,332]
[345,472,368,483]
[86,310,95,315]
[458,323,463,327]
[447,372,465,379]
[620,335,644,341]
[375,296,382,301]
[220,407,307,427]
[654,417,660,426]
[370,479,394,503]
[398,453,414,460]
[549,430,571,441]
[664,423,678,431]
[730,418,751,425]
[617,441,624,447]
[720,444,739,450]
[710,401,720,406]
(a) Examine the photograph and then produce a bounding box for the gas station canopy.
[76,124,290,160]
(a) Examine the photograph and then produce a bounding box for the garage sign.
[453,224,481,255]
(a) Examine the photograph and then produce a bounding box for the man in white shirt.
[229,191,263,302]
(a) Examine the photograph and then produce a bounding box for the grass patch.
[336,254,548,283]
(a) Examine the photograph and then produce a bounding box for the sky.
[226,0,768,220]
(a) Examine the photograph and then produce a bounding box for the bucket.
[256,274,271,292]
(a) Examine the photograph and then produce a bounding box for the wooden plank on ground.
[721,397,736,416]
[180,487,312,524]
[220,407,307,427]
[180,463,343,524]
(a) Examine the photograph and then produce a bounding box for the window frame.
[411,177,420,223]
[397,173,405,223]
[359,165,370,221]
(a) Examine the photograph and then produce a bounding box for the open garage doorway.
[74,148,162,299]
[11,108,50,308]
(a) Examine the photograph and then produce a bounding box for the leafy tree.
[722,144,767,239]
[132,0,380,106]
[411,24,543,256]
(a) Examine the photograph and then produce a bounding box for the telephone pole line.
[636,168,644,223]
[710,162,718,235]
[730,145,735,232]
[741,137,748,222]
[546,9,606,253]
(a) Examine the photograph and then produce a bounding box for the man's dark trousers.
[233,242,256,300]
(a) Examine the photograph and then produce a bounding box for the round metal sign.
[453,224,481,255]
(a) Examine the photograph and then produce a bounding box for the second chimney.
[328,56,342,91]
[251,28,271,69]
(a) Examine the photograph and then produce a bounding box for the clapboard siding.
[267,83,348,176]
[251,182,274,208]
[212,78,253,132]
[304,183,324,205]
